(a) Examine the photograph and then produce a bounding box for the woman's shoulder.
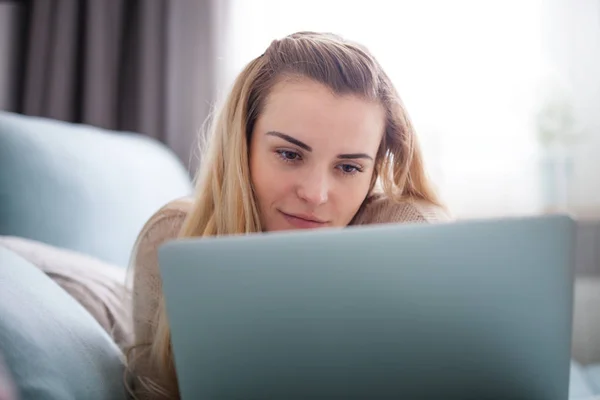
[130,196,192,301]
[133,197,193,256]
[130,195,192,288]
[128,197,193,389]
[139,197,193,236]
[351,193,452,226]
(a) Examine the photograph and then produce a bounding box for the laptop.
[158,215,576,399]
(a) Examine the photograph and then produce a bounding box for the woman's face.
[249,78,385,232]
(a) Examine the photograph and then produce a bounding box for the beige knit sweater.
[129,195,451,399]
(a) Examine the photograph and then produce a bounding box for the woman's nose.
[296,170,329,206]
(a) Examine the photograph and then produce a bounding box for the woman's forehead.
[258,79,385,149]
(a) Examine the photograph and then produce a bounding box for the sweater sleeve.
[127,197,192,399]
[351,195,452,226]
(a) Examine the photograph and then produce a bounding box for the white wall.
[543,0,600,213]
[0,2,22,112]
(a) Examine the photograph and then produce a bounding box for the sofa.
[0,111,193,399]
[0,111,599,399]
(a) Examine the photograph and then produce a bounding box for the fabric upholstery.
[0,235,133,351]
[0,247,128,400]
[0,111,193,267]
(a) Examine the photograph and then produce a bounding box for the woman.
[127,31,450,399]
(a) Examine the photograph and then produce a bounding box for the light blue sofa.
[0,111,193,399]
[0,112,193,268]
[0,111,598,399]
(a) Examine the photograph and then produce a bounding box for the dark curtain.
[13,0,225,171]
[18,0,168,141]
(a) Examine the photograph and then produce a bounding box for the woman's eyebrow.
[338,153,373,161]
[266,131,373,160]
[266,131,312,151]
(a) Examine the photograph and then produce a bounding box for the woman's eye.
[339,164,362,175]
[276,150,301,162]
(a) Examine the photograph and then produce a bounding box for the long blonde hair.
[131,31,442,398]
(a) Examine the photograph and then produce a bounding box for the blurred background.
[0,0,599,220]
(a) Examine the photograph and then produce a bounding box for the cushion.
[0,247,128,400]
[0,235,133,351]
[0,111,193,267]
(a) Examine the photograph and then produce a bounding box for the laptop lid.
[159,215,575,399]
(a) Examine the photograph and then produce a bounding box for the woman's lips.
[279,210,329,229]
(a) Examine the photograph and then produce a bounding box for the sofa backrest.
[0,112,193,267]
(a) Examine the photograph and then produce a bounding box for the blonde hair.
[129,31,442,398]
